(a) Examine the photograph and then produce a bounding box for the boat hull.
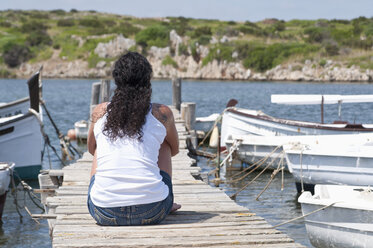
[299,185,373,248]
[221,108,373,146]
[0,113,43,179]
[285,145,373,186]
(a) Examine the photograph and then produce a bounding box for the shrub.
[319,59,327,67]
[3,43,33,67]
[0,21,11,28]
[70,9,79,13]
[0,68,14,78]
[135,25,169,48]
[27,31,52,46]
[112,22,140,37]
[202,44,235,66]
[21,21,48,33]
[242,43,319,71]
[196,35,211,45]
[50,9,66,15]
[191,26,212,38]
[162,55,178,68]
[304,27,326,43]
[325,43,339,56]
[216,26,239,37]
[57,19,75,27]
[29,12,49,19]
[178,43,189,56]
[79,18,103,28]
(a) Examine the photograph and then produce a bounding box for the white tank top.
[90,106,169,208]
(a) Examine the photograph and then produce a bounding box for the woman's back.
[90,107,169,208]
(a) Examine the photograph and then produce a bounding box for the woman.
[87,52,181,226]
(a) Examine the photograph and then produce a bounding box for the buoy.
[209,126,219,148]
[67,129,77,140]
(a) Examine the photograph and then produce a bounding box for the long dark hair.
[103,52,152,141]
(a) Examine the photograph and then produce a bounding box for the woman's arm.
[152,103,179,156]
[87,102,108,155]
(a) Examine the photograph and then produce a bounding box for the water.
[1,79,373,247]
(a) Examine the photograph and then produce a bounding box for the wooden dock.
[41,108,305,248]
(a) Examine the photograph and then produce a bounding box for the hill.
[1,9,373,81]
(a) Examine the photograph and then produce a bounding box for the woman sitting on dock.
[87,52,181,226]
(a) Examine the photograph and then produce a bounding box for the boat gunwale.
[0,97,29,110]
[0,112,36,128]
[227,108,373,132]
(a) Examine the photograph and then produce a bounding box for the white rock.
[232,51,238,59]
[147,46,170,60]
[170,30,182,56]
[94,35,136,58]
[96,61,106,68]
[220,36,229,43]
[210,36,218,44]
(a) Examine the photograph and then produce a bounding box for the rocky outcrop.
[12,32,373,82]
[265,62,373,82]
[94,35,135,58]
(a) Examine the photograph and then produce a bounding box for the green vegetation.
[135,25,170,48]
[162,55,178,68]
[0,10,373,77]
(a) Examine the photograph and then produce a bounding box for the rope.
[9,168,23,222]
[255,152,285,201]
[229,150,284,200]
[219,139,242,168]
[273,201,339,228]
[228,145,283,183]
[28,109,66,166]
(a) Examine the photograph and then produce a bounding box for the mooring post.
[172,77,181,111]
[90,82,101,117]
[186,102,196,131]
[100,79,111,103]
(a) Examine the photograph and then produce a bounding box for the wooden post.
[184,102,196,131]
[172,78,181,111]
[100,79,111,103]
[90,82,101,117]
[180,102,188,121]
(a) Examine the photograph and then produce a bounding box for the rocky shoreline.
[12,32,373,82]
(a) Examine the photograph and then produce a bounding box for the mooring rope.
[273,201,339,228]
[228,145,283,183]
[255,152,285,201]
[229,150,284,200]
[29,109,66,166]
[219,139,242,168]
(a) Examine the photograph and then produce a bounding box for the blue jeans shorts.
[87,170,174,226]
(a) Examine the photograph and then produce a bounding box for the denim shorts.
[87,170,173,226]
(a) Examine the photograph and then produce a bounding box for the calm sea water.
[1,78,373,247]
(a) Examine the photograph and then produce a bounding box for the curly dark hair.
[103,52,153,141]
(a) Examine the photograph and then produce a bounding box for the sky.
[0,0,372,22]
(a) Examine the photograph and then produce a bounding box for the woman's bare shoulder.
[91,102,108,123]
[152,103,174,126]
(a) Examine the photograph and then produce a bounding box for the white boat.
[74,120,88,142]
[225,133,373,170]
[0,162,14,221]
[299,185,373,248]
[220,94,373,147]
[0,70,43,179]
[284,136,373,187]
[0,97,30,118]
[195,113,220,133]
